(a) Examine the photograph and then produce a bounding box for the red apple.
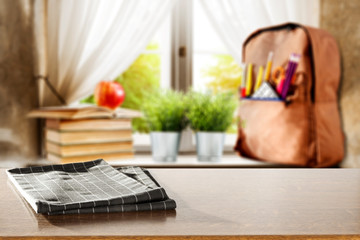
[94,81,125,110]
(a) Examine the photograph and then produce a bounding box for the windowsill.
[123,133,291,168]
[18,153,292,169]
[109,153,288,168]
[133,132,239,152]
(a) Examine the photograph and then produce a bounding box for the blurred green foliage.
[202,54,242,133]
[142,90,188,132]
[203,54,242,95]
[186,91,237,132]
[114,53,160,133]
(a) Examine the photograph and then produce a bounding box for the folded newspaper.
[7,159,176,215]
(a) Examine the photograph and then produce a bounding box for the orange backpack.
[234,23,344,167]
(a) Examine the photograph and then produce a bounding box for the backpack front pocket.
[235,99,314,166]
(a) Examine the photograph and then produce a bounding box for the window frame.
[134,0,238,153]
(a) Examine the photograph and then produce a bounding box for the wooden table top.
[1,168,360,239]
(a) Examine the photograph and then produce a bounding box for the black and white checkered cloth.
[7,159,176,215]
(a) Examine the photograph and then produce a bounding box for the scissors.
[272,66,297,85]
[272,66,285,85]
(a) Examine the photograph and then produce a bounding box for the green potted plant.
[186,91,237,162]
[142,90,187,162]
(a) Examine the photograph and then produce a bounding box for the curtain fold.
[200,0,320,65]
[34,0,175,106]
[33,0,48,106]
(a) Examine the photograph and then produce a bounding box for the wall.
[320,0,360,167]
[0,0,39,167]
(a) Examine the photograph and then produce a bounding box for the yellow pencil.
[246,63,253,96]
[264,51,273,81]
[255,66,264,91]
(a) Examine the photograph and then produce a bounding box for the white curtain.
[199,0,320,65]
[34,0,175,106]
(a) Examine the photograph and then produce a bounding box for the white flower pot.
[150,132,181,162]
[196,132,225,162]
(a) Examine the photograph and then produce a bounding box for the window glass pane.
[193,0,228,54]
[81,15,170,134]
[193,0,240,135]
[146,41,160,51]
[115,53,161,133]
[192,54,217,92]
[192,0,241,94]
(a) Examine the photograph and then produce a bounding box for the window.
[83,0,241,153]
[130,14,172,151]
[81,14,171,147]
[193,0,236,92]
[172,0,240,152]
[132,0,241,152]
[117,15,171,134]
[192,0,240,149]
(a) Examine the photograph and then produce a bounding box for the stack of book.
[28,105,142,163]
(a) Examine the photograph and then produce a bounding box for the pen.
[264,52,273,82]
[276,76,285,94]
[246,63,253,96]
[255,66,264,91]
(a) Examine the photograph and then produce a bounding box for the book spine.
[45,129,133,144]
[45,119,132,131]
[47,152,134,163]
[46,141,134,157]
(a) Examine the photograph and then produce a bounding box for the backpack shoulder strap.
[301,26,341,102]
